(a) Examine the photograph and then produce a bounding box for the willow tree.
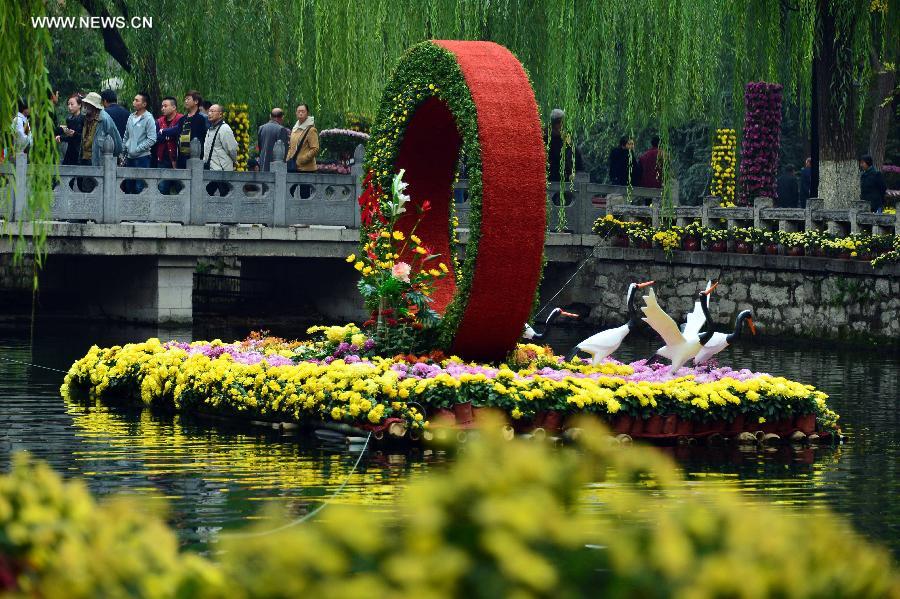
[291,0,878,208]
[69,0,311,128]
[0,1,56,270]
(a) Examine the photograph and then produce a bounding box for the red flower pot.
[636,240,652,249]
[644,414,664,435]
[535,410,563,433]
[735,241,753,254]
[709,240,727,252]
[472,406,497,423]
[837,252,851,260]
[794,413,816,435]
[683,237,700,251]
[433,408,455,425]
[727,414,746,434]
[812,247,827,258]
[663,415,679,435]
[764,243,779,255]
[759,417,793,435]
[787,246,804,257]
[453,401,474,425]
[613,415,634,434]
[675,418,694,436]
[611,235,629,248]
[696,420,726,435]
[630,417,645,435]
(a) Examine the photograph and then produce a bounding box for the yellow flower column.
[226,103,251,171]
[710,128,736,206]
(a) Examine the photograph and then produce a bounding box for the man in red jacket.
[155,96,183,195]
[638,135,663,188]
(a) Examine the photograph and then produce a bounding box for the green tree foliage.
[0,1,56,271]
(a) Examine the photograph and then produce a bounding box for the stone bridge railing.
[1,136,896,237]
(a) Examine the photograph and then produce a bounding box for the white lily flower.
[391,169,410,215]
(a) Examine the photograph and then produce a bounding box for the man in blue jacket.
[122,92,157,194]
[100,89,129,139]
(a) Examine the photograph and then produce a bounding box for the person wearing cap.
[80,91,123,167]
[546,108,583,182]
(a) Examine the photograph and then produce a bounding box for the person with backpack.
[202,104,238,196]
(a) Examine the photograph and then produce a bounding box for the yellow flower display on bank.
[710,128,737,205]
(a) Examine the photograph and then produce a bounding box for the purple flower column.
[739,82,783,205]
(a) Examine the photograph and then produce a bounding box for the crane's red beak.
[637,280,654,288]
[747,317,756,335]
[700,281,719,296]
[560,310,579,318]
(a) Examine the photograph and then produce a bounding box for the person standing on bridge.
[203,104,238,196]
[80,92,123,166]
[637,135,663,188]
[12,100,32,154]
[545,108,583,182]
[122,92,157,194]
[158,90,208,168]
[287,103,319,172]
[257,108,290,171]
[155,97,183,195]
[608,136,640,186]
[100,89,129,139]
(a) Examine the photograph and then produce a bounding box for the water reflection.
[0,320,897,557]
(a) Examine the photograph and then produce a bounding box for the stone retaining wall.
[546,246,900,347]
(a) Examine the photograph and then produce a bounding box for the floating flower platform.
[60,326,840,445]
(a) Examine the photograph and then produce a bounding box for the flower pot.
[663,415,679,435]
[636,240,652,249]
[837,252,851,260]
[787,246,804,257]
[764,243,779,255]
[735,241,753,254]
[611,235,629,248]
[453,401,474,425]
[472,406,496,423]
[812,247,827,258]
[683,237,700,251]
[727,414,746,434]
[794,413,816,435]
[857,252,872,261]
[696,420,726,435]
[674,418,694,436]
[433,408,455,425]
[760,417,793,435]
[539,410,563,433]
[644,414,664,435]
[709,240,727,252]
[613,415,634,434]
[630,417,645,435]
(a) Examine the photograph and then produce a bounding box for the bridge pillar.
[154,257,196,324]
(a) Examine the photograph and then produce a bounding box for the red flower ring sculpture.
[363,40,546,361]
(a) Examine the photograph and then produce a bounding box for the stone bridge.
[1,139,896,330]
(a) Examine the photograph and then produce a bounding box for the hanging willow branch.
[0,0,56,270]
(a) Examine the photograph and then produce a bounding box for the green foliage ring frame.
[362,41,546,361]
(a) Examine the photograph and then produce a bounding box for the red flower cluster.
[358,170,386,226]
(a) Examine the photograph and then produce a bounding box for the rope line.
[221,431,372,539]
[534,229,611,320]
[0,355,69,374]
